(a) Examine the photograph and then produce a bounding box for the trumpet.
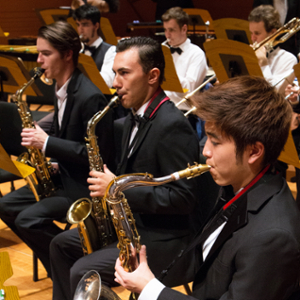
[252,17,300,52]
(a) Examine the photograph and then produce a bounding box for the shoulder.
[276,48,297,63]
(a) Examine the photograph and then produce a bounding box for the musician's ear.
[181,24,188,34]
[64,50,73,63]
[148,68,160,85]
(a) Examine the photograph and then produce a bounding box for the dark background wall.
[0,0,253,40]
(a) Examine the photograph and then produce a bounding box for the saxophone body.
[12,67,55,201]
[104,163,211,272]
[67,95,120,255]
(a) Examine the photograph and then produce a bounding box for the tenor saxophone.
[67,95,120,255]
[104,163,211,273]
[11,67,55,201]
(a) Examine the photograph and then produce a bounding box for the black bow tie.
[130,112,144,126]
[170,46,182,55]
[84,45,96,54]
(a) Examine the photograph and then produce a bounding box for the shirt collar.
[132,100,150,117]
[55,76,72,101]
[162,38,190,53]
[90,36,103,49]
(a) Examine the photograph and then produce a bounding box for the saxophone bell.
[73,270,121,300]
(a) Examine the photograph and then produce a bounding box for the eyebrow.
[206,131,221,140]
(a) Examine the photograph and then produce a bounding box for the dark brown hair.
[38,21,81,66]
[116,36,165,85]
[162,7,189,29]
[192,76,292,166]
[248,5,281,31]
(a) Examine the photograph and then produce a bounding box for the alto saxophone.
[67,95,120,255]
[11,67,55,201]
[104,163,211,273]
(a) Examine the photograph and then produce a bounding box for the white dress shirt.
[128,101,150,157]
[261,47,297,94]
[162,38,207,111]
[83,36,102,56]
[100,45,116,88]
[42,77,71,153]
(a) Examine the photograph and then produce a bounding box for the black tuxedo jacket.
[115,90,210,287]
[253,0,300,57]
[45,68,114,200]
[158,171,300,299]
[92,41,111,71]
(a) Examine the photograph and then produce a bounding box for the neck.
[133,85,161,112]
[86,35,99,46]
[56,66,75,90]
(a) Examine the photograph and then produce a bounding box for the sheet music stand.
[161,45,187,93]
[183,9,214,32]
[213,18,251,44]
[203,39,263,83]
[293,62,300,81]
[0,54,42,97]
[36,8,118,46]
[78,53,113,95]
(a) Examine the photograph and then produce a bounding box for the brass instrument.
[176,75,216,117]
[73,270,121,300]
[252,17,300,52]
[105,163,211,274]
[12,67,55,201]
[67,95,120,255]
[74,163,210,300]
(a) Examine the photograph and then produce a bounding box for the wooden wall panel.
[0,0,254,41]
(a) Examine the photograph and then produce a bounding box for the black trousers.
[0,185,74,276]
[50,228,119,300]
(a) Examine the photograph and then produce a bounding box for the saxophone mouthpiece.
[33,67,45,79]
[173,163,211,180]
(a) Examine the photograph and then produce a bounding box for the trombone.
[252,17,300,52]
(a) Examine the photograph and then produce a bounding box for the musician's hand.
[21,122,48,149]
[114,245,155,294]
[254,46,268,67]
[285,84,299,104]
[88,165,115,197]
[291,112,300,131]
[51,162,59,175]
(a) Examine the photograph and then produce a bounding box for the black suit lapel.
[117,89,168,175]
[59,69,81,137]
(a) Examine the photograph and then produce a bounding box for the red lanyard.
[223,165,270,210]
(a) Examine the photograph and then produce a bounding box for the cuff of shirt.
[42,135,49,155]
[139,278,165,300]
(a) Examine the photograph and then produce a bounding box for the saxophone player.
[0,21,115,278]
[115,76,300,300]
[50,36,218,300]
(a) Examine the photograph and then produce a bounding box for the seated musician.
[252,0,300,59]
[0,21,114,278]
[73,4,115,87]
[161,7,208,111]
[50,36,217,300]
[115,76,300,300]
[249,5,298,94]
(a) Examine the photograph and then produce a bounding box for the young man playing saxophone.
[50,36,217,300]
[0,21,114,278]
[115,76,300,300]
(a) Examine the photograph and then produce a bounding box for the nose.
[202,140,212,159]
[112,73,121,90]
[37,53,43,64]
[251,34,257,43]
